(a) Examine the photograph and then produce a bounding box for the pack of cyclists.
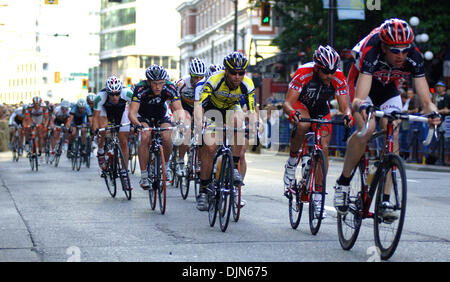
[6,18,443,257]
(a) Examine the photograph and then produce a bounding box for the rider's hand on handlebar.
[289,110,301,123]
[427,111,442,127]
[343,114,355,128]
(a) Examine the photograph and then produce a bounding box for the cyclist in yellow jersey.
[196,52,256,211]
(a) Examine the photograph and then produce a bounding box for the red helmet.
[32,96,42,105]
[379,18,414,45]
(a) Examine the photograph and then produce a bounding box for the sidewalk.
[0,153,40,262]
[259,149,450,173]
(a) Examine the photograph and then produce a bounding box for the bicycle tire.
[148,152,157,210]
[104,146,117,198]
[288,180,303,230]
[85,136,91,168]
[76,139,82,171]
[232,183,241,222]
[309,149,326,235]
[374,154,407,260]
[129,139,138,174]
[115,144,132,200]
[208,155,220,227]
[337,160,364,251]
[218,153,233,232]
[157,146,167,214]
[71,139,77,171]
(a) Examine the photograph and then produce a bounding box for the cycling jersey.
[131,80,179,122]
[95,88,132,123]
[70,104,92,126]
[200,70,256,113]
[175,75,196,114]
[9,106,26,127]
[52,106,70,126]
[25,104,48,125]
[288,62,348,117]
[349,28,425,106]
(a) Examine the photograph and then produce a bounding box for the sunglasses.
[387,45,410,54]
[319,67,336,75]
[190,74,204,78]
[228,69,246,76]
[108,92,121,96]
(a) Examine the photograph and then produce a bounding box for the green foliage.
[270,0,449,59]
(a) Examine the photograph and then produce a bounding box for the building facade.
[95,0,181,91]
[176,0,281,103]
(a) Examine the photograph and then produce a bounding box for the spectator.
[444,44,450,91]
[404,88,420,114]
[435,81,450,117]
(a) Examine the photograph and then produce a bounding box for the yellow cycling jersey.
[200,70,256,113]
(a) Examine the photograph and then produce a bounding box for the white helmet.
[77,98,87,108]
[105,75,123,94]
[189,58,206,76]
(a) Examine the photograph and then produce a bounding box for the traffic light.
[45,0,59,4]
[54,72,60,83]
[82,79,88,90]
[261,1,271,26]
[126,77,132,88]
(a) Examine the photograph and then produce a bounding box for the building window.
[101,7,136,30]
[162,57,169,69]
[170,58,177,70]
[100,29,136,51]
[153,56,160,66]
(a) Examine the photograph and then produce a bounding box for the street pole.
[234,0,238,51]
[328,0,335,47]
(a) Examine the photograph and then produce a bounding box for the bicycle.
[11,125,22,162]
[142,121,178,214]
[128,128,139,174]
[182,130,201,200]
[98,123,132,200]
[52,125,67,167]
[207,126,249,232]
[337,109,436,260]
[27,124,39,171]
[287,116,349,235]
[70,125,88,171]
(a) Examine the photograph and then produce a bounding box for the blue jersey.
[70,104,92,125]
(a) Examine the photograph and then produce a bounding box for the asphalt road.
[0,150,449,262]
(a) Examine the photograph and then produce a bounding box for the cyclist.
[283,45,354,218]
[23,96,49,161]
[66,98,93,157]
[174,58,206,177]
[87,93,96,113]
[49,100,71,161]
[92,76,133,190]
[128,65,185,190]
[8,103,27,156]
[196,52,256,211]
[333,18,441,221]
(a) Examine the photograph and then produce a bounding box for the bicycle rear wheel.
[115,144,132,200]
[309,149,326,235]
[208,156,221,227]
[337,160,364,250]
[218,153,233,232]
[129,139,138,174]
[374,154,407,260]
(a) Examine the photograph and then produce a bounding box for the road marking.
[407,179,420,183]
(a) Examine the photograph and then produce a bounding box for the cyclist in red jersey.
[333,19,441,220]
[283,45,354,218]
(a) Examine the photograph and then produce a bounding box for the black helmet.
[223,52,249,71]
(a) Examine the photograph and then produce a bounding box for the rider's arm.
[171,100,185,124]
[128,101,141,127]
[92,110,100,133]
[352,73,373,113]
[283,88,300,121]
[414,76,441,125]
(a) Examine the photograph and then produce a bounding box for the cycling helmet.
[32,96,42,105]
[145,65,168,81]
[86,93,96,103]
[223,52,249,70]
[77,98,87,108]
[205,64,225,78]
[379,18,414,45]
[313,45,340,72]
[60,100,70,109]
[189,58,206,76]
[105,76,123,94]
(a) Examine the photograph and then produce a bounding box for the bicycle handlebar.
[98,123,131,132]
[357,110,435,146]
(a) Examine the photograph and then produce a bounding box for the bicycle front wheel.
[115,144,132,200]
[374,154,407,260]
[148,152,157,210]
[218,153,233,232]
[157,147,167,214]
[337,160,364,251]
[309,149,326,235]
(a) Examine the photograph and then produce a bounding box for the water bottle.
[301,155,311,178]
